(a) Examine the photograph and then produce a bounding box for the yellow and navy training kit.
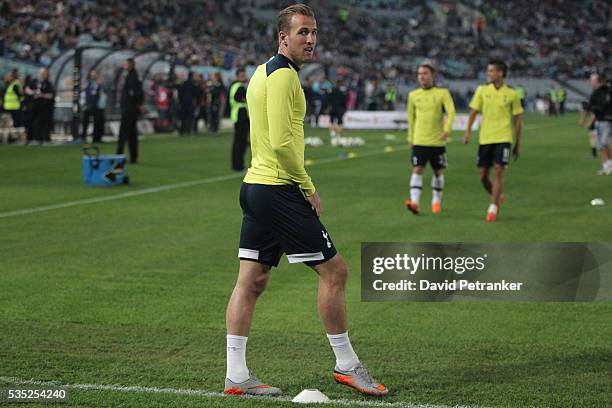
[238,183,336,267]
[469,83,523,168]
[407,86,456,147]
[238,53,336,267]
[411,146,448,170]
[243,53,315,196]
[477,143,511,168]
[469,83,523,145]
[407,86,455,170]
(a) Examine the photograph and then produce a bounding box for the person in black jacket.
[116,58,143,163]
[176,71,201,135]
[32,68,55,144]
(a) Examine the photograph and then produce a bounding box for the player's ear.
[279,31,288,47]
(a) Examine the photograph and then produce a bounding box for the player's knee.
[328,261,349,288]
[251,273,269,297]
[479,173,489,183]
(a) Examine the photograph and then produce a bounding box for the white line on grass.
[0,146,408,220]
[0,120,560,220]
[0,376,485,408]
[0,173,244,219]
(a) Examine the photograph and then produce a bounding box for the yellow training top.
[243,53,315,196]
[407,86,456,146]
[469,83,523,145]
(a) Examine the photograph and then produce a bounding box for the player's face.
[283,14,317,66]
[487,65,503,83]
[590,73,601,88]
[417,67,433,88]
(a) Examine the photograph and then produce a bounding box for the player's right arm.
[463,86,482,144]
[266,68,316,196]
[407,92,415,145]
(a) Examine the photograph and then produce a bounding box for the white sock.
[327,332,360,371]
[330,129,337,138]
[410,173,423,204]
[604,160,612,170]
[487,203,498,214]
[431,174,445,204]
[226,334,249,383]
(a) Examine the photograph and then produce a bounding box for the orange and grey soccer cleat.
[486,210,497,222]
[404,200,420,215]
[224,372,282,396]
[431,203,442,213]
[333,363,388,397]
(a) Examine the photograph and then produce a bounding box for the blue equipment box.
[82,146,129,186]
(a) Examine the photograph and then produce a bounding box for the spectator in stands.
[1,1,610,81]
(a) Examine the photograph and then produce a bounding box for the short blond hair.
[277,4,315,33]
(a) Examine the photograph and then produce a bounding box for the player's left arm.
[441,89,456,141]
[587,113,596,129]
[513,114,522,160]
[511,91,524,160]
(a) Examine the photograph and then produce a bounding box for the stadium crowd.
[1,0,610,80]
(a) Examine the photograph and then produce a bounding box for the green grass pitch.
[1,113,610,407]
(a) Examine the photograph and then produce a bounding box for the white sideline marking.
[0,120,560,220]
[0,173,244,219]
[0,146,407,220]
[0,376,484,408]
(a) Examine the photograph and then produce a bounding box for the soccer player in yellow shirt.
[463,60,523,222]
[223,4,387,398]
[405,63,456,214]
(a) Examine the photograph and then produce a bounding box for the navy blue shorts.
[477,143,511,168]
[238,183,337,267]
[411,146,447,170]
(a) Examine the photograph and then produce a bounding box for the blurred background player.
[584,71,612,175]
[579,100,598,159]
[328,78,348,145]
[404,63,456,215]
[463,60,523,222]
